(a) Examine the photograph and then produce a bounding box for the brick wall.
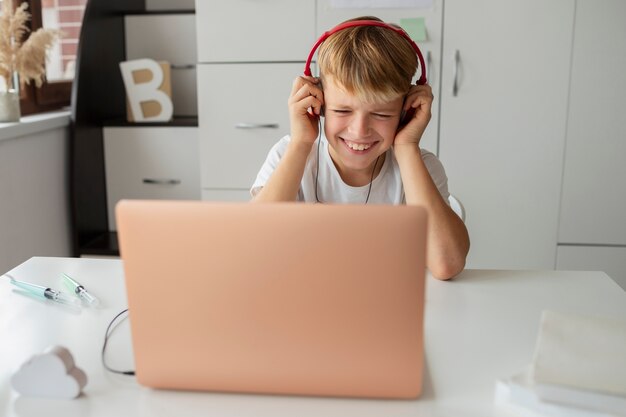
[42,0,87,79]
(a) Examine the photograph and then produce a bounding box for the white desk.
[1,257,625,417]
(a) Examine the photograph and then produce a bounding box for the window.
[16,0,87,114]
[41,0,86,81]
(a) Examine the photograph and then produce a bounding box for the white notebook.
[531,310,626,415]
[494,369,615,417]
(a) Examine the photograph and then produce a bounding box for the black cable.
[102,308,135,376]
[364,154,380,204]
[314,117,323,203]
[314,118,380,204]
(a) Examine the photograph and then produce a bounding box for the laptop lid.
[116,200,427,399]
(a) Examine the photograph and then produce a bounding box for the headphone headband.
[304,20,427,86]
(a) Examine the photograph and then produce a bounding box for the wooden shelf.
[121,9,195,15]
[70,0,199,257]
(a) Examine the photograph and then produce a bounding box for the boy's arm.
[395,145,470,280]
[253,76,324,202]
[253,140,313,201]
[395,84,470,280]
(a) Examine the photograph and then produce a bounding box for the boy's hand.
[288,76,324,145]
[394,84,434,148]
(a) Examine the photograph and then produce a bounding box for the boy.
[251,17,469,280]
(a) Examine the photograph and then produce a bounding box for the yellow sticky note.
[400,17,428,43]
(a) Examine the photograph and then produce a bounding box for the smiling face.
[316,18,418,186]
[322,76,404,186]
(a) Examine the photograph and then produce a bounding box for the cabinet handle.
[452,50,460,97]
[235,123,279,129]
[142,178,181,185]
[170,64,196,70]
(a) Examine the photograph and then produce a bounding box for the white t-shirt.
[251,134,450,205]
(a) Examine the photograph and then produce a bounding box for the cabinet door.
[198,63,301,190]
[196,0,315,63]
[104,127,200,230]
[316,0,443,154]
[438,0,575,269]
[558,0,626,246]
[0,128,71,272]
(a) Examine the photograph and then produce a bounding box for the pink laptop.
[116,200,427,399]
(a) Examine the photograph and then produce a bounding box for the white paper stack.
[494,310,626,417]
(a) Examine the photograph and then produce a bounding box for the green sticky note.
[400,17,428,42]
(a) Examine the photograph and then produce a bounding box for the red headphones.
[304,20,427,86]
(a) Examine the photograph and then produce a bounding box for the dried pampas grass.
[0,0,61,89]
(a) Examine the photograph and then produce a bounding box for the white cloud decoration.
[11,345,87,399]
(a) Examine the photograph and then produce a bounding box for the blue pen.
[4,274,80,306]
[63,273,100,306]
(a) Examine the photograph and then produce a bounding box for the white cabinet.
[197,63,301,189]
[196,0,315,200]
[196,0,315,63]
[104,127,200,230]
[196,1,626,273]
[555,0,626,287]
[114,13,200,230]
[438,0,575,269]
[557,246,626,291]
[558,0,626,246]
[0,127,71,272]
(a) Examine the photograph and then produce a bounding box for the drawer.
[556,245,626,291]
[197,63,301,189]
[104,127,200,230]
[196,0,315,62]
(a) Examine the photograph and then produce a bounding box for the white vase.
[0,72,21,123]
[0,90,21,123]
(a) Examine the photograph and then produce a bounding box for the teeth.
[345,141,372,151]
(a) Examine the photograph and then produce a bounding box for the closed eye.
[331,109,351,114]
[372,113,393,119]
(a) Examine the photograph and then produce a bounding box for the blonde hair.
[318,16,418,103]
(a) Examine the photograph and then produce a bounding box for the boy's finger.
[405,89,434,111]
[289,87,323,115]
[291,83,324,106]
[298,95,323,115]
[290,76,320,95]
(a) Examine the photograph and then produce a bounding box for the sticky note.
[399,17,427,42]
